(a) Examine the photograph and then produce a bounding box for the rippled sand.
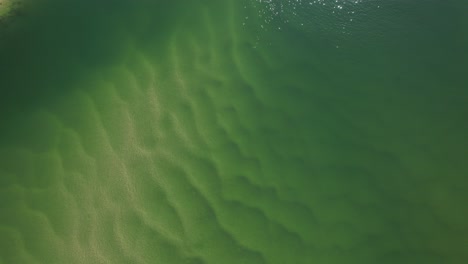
[0,1,467,263]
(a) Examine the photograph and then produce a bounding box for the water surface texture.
[0,0,467,263]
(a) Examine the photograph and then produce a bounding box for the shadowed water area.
[0,0,467,263]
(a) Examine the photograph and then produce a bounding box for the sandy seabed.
[0,0,467,263]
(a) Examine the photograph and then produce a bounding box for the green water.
[0,0,467,263]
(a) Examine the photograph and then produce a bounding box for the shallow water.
[0,0,467,263]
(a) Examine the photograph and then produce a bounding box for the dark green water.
[0,0,467,263]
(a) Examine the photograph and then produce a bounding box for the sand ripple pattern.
[0,1,467,263]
